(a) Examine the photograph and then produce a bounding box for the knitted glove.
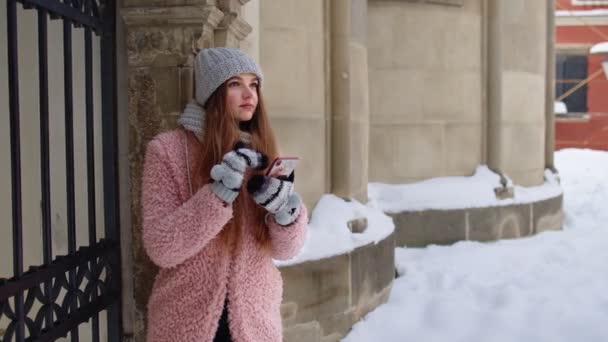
[247,175,302,226]
[210,144,268,203]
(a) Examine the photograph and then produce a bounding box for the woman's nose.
[243,86,254,99]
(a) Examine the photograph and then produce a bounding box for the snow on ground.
[343,149,608,342]
[368,166,561,213]
[274,194,394,267]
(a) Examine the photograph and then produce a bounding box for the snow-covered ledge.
[369,167,564,247]
[276,196,396,342]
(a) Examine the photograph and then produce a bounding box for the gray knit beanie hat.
[194,47,264,107]
[178,47,263,139]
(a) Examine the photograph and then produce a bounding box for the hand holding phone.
[266,156,300,178]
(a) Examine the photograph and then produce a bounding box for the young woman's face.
[226,73,259,122]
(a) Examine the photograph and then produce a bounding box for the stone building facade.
[0,0,561,341]
[119,1,561,340]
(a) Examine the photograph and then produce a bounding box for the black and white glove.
[210,144,267,203]
[247,174,302,226]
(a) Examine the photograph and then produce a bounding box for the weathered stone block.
[533,194,563,233]
[350,235,394,308]
[321,333,343,342]
[391,209,466,247]
[468,206,500,241]
[468,204,532,241]
[352,284,392,323]
[281,301,298,326]
[284,321,322,342]
[280,231,396,341]
[318,310,357,340]
[280,254,350,324]
[496,204,532,238]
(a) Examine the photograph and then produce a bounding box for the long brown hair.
[193,80,278,248]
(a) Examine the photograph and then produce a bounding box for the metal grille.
[1,0,121,341]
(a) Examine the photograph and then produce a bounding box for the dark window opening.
[556,54,588,113]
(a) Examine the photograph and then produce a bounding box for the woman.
[141,47,308,342]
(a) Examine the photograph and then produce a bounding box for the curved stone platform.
[389,194,563,247]
[279,232,395,342]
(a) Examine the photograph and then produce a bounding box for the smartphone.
[266,156,300,177]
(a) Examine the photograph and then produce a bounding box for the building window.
[556,54,588,113]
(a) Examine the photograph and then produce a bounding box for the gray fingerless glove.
[247,175,302,226]
[210,144,267,203]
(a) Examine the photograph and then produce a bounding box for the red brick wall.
[556,0,608,11]
[556,25,608,44]
[555,0,608,150]
[556,114,608,150]
[587,55,608,113]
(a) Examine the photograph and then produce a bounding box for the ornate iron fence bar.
[7,0,26,340]
[16,0,102,32]
[2,1,121,341]
[0,240,116,301]
[36,7,55,334]
[0,240,118,341]
[32,293,118,342]
[62,11,80,342]
[100,0,122,340]
[84,0,101,338]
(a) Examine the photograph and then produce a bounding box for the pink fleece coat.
[142,129,308,342]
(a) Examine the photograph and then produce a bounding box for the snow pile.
[556,9,608,17]
[275,194,394,267]
[343,149,608,342]
[555,148,608,230]
[279,162,565,266]
[590,41,608,54]
[345,231,608,342]
[368,166,562,213]
[554,101,568,113]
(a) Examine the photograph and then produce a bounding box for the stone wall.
[280,233,395,342]
[368,0,550,187]
[259,0,328,209]
[368,0,484,184]
[390,194,563,247]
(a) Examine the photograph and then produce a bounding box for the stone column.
[215,0,253,47]
[486,0,547,190]
[545,0,556,171]
[330,0,370,202]
[486,0,504,176]
[240,0,259,61]
[121,1,250,340]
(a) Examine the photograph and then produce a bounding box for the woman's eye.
[228,81,240,87]
[250,83,259,89]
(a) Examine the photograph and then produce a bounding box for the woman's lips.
[240,104,255,110]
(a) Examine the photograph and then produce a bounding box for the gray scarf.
[177,100,206,140]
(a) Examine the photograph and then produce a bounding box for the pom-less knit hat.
[195,47,264,106]
[178,47,264,139]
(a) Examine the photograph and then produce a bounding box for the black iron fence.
[1,1,121,341]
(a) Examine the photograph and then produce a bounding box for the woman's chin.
[237,111,254,122]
